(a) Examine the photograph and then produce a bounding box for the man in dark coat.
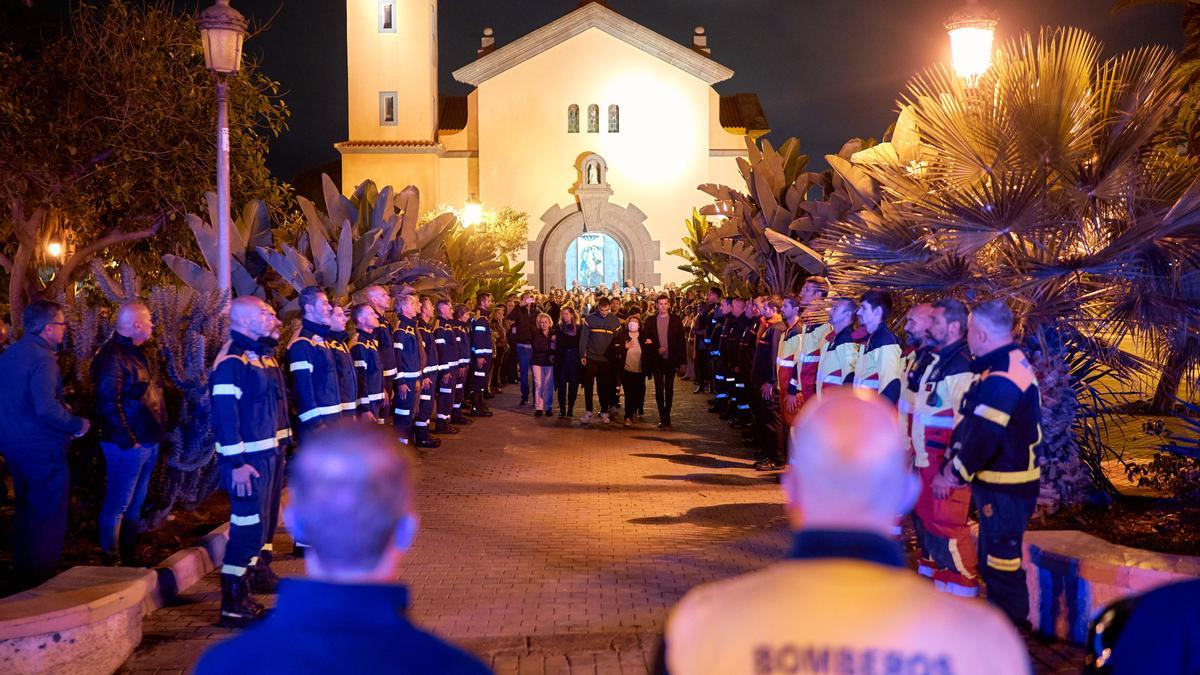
[90,302,166,566]
[641,294,687,429]
[0,300,90,586]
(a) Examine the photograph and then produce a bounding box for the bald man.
[195,423,490,674]
[91,302,167,566]
[662,390,1028,675]
[210,296,284,627]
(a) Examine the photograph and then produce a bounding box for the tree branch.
[48,215,164,295]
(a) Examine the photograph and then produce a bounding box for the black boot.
[471,394,494,417]
[219,574,262,628]
[247,552,280,594]
[434,420,459,435]
[451,408,473,425]
[415,427,442,448]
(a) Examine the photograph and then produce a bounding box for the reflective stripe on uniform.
[822,374,844,385]
[394,408,411,415]
[419,394,432,401]
[212,384,243,399]
[298,404,343,422]
[922,414,955,429]
[801,355,821,363]
[289,361,313,372]
[473,348,493,354]
[382,368,398,377]
[974,404,1011,427]
[986,555,1022,572]
[435,338,446,344]
[216,442,245,456]
[231,513,261,527]
[397,370,422,378]
[340,402,358,411]
[776,358,796,367]
[221,564,247,576]
[353,360,368,368]
[977,467,1041,484]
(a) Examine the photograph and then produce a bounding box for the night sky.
[232,0,1184,180]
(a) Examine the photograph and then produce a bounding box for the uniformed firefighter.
[433,299,461,435]
[392,291,424,443]
[853,290,903,405]
[794,277,832,403]
[729,299,758,428]
[705,299,730,413]
[363,285,398,421]
[412,297,442,449]
[450,304,474,426]
[934,299,1043,629]
[692,287,721,394]
[900,303,935,456]
[912,299,978,596]
[770,297,805,469]
[326,305,359,420]
[469,292,496,417]
[749,298,784,468]
[815,297,860,397]
[245,314,290,595]
[287,287,342,435]
[349,304,387,422]
[210,297,283,628]
[662,390,1030,675]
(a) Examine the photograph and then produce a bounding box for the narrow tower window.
[568,104,579,133]
[380,92,398,125]
[608,104,619,133]
[379,1,396,32]
[587,104,599,133]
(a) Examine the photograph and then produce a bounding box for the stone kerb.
[0,522,230,674]
[1024,530,1200,644]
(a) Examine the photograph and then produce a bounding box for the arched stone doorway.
[530,203,659,291]
[528,152,660,290]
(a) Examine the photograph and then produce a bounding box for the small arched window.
[608,104,619,133]
[567,104,579,133]
[587,104,599,133]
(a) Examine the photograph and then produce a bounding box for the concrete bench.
[0,523,230,675]
[1024,530,1200,644]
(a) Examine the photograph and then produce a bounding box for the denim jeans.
[531,365,555,412]
[516,343,533,400]
[99,442,158,553]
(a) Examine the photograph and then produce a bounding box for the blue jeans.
[516,343,533,400]
[99,442,158,553]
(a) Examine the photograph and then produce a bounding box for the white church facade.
[338,0,769,288]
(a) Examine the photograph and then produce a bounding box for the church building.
[339,1,769,288]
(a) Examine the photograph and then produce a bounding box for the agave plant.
[696,137,827,296]
[819,27,1200,508]
[162,192,273,298]
[430,224,526,303]
[255,175,452,308]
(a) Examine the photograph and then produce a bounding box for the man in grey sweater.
[579,297,621,424]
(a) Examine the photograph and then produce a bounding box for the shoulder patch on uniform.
[212,352,248,371]
[287,335,313,349]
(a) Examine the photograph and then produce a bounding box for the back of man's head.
[288,422,415,579]
[786,389,913,531]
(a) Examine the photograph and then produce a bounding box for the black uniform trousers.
[3,442,70,585]
[652,366,676,424]
[259,444,288,558]
[471,356,493,396]
[393,376,418,440]
[415,377,435,432]
[453,366,467,414]
[973,484,1038,628]
[751,381,782,462]
[221,451,277,578]
[695,337,712,389]
[583,359,616,413]
[435,370,454,424]
[710,353,728,407]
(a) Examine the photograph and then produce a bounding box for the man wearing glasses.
[0,300,90,588]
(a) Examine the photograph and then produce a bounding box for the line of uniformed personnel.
[698,280,1044,631]
[207,285,500,628]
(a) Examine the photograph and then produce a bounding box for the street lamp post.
[198,0,247,293]
[463,198,483,228]
[946,0,998,87]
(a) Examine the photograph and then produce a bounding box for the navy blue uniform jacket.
[194,579,491,675]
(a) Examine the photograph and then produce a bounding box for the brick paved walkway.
[119,384,1083,674]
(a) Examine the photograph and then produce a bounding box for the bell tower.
[345,0,439,142]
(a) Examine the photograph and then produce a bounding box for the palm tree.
[819,27,1200,508]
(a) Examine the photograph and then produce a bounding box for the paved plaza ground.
[119,384,1084,674]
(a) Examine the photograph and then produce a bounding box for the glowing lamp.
[946,0,998,86]
[463,200,483,227]
[198,0,247,76]
[47,242,63,258]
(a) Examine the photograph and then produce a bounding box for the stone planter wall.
[0,523,229,675]
[1024,530,1200,644]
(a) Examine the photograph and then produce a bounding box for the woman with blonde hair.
[530,312,557,416]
